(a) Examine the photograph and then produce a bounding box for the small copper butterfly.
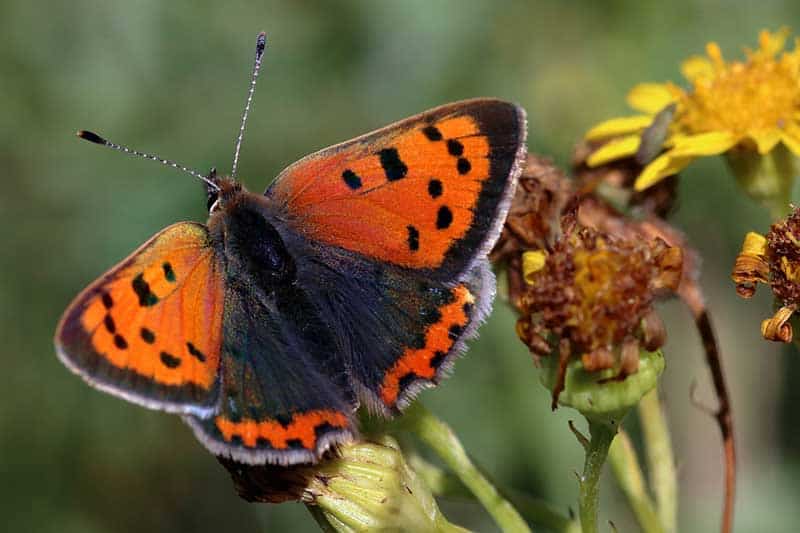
[55,33,527,465]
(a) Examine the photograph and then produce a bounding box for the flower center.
[677,50,800,136]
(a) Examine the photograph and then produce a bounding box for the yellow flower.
[732,207,800,342]
[585,28,800,191]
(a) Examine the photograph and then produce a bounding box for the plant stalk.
[638,389,677,532]
[578,420,617,533]
[400,403,532,533]
[608,430,663,533]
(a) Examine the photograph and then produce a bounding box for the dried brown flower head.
[490,154,573,309]
[516,211,682,407]
[732,206,800,341]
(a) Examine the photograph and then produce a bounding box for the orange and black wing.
[184,270,356,465]
[267,99,526,412]
[268,98,527,279]
[55,222,224,415]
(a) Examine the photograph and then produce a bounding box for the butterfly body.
[57,97,527,465]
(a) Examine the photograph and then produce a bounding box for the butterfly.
[55,33,527,465]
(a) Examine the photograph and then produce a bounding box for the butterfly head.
[205,169,244,213]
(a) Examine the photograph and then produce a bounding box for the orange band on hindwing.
[214,410,350,450]
[380,285,475,406]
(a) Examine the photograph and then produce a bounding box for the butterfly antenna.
[76,130,220,191]
[230,32,267,179]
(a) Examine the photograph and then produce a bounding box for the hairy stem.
[578,420,617,533]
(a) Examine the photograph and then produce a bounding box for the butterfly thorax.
[208,189,296,294]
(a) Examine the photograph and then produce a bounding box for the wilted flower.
[584,28,800,197]
[733,207,800,342]
[516,211,682,408]
[490,154,574,307]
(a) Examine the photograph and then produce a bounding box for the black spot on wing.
[342,169,362,190]
[286,438,305,450]
[430,351,447,369]
[428,179,443,199]
[103,315,116,334]
[378,148,408,181]
[457,158,471,175]
[436,206,453,230]
[407,225,420,251]
[447,139,464,156]
[398,372,419,392]
[113,334,128,350]
[140,327,156,344]
[186,342,207,363]
[160,351,181,369]
[101,292,113,309]
[132,273,159,307]
[448,324,464,340]
[422,125,443,141]
[162,262,176,282]
[274,413,293,428]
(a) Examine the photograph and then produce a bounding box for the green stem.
[608,430,663,533]
[579,420,617,533]
[638,389,677,532]
[400,403,532,533]
[408,451,579,533]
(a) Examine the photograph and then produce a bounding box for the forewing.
[268,98,527,279]
[55,222,224,415]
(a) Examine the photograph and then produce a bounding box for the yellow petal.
[668,131,738,157]
[741,231,767,257]
[634,153,694,190]
[586,134,641,167]
[761,305,795,343]
[585,115,653,140]
[626,83,675,114]
[522,250,547,284]
[681,55,714,82]
[781,123,800,156]
[706,42,725,68]
[759,27,790,57]
[749,129,782,154]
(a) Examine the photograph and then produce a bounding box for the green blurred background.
[2,1,800,531]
